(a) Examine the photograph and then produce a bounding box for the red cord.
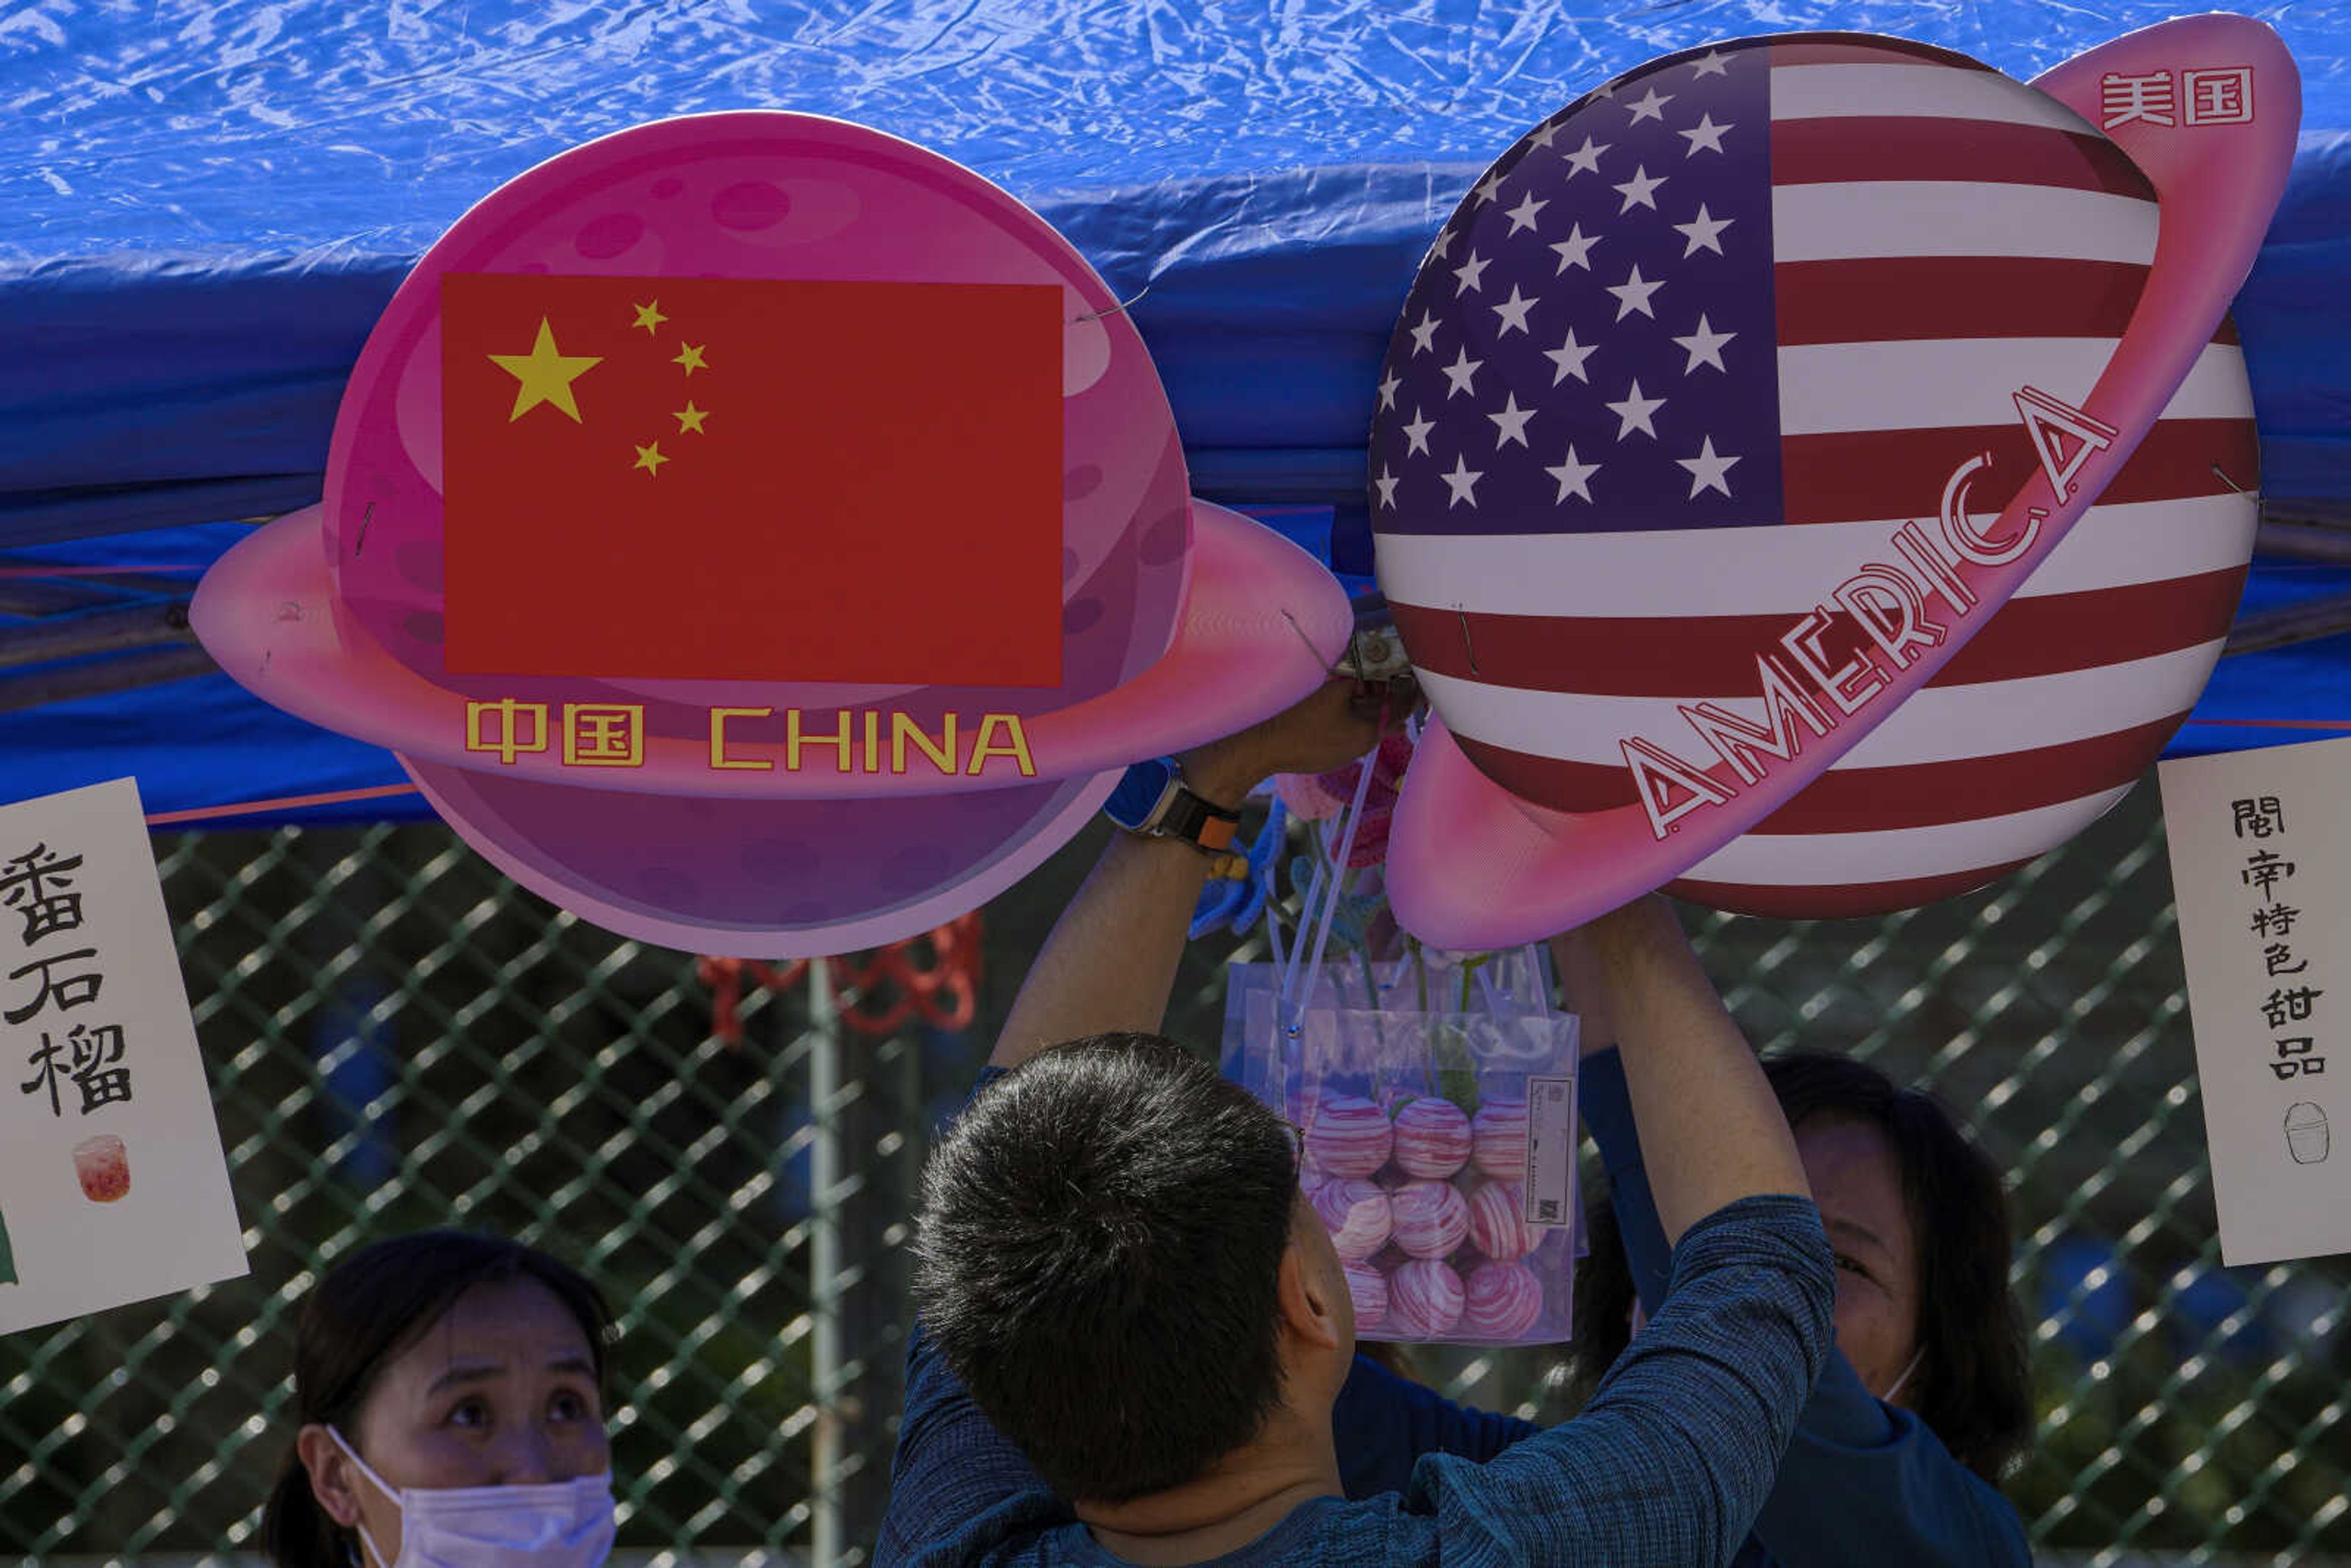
[699,912,983,1046]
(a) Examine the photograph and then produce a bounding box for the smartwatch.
[1103,757,1242,852]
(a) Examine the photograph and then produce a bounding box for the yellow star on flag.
[673,401,708,434]
[488,318,602,423]
[634,441,669,476]
[672,342,708,375]
[631,300,668,335]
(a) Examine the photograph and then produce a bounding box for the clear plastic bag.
[1222,950,1580,1346]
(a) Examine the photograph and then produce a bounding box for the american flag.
[1371,34,2257,918]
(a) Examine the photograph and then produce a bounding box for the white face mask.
[329,1427,616,1568]
[1878,1348,1925,1405]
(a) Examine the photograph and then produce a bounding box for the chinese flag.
[440,273,1064,686]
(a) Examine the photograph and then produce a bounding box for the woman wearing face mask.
[1330,930,2034,1568]
[1560,1046,2035,1567]
[260,1231,618,1568]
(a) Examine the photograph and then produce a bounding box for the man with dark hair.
[880,681,1840,1566]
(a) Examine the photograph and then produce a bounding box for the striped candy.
[1344,1262,1390,1331]
[1392,1097,1474,1178]
[1386,1259,1466,1338]
[1302,1094,1393,1179]
[1390,1178,1471,1258]
[1370,36,2255,918]
[1471,1097,1530,1180]
[1311,1177,1395,1263]
[1466,1179,1538,1261]
[1462,1260,1547,1338]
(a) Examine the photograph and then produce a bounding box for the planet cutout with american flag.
[1375,18,2300,947]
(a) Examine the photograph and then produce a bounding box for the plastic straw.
[1283,735,1382,1040]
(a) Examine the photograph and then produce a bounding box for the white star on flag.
[1613,165,1667,212]
[1442,454,1484,508]
[1374,467,1399,508]
[1504,192,1548,235]
[1678,113,1732,155]
[1428,228,1455,261]
[1625,87,1674,124]
[1671,315,1736,373]
[1491,285,1539,336]
[1550,223,1602,274]
[1401,408,1434,456]
[1562,137,1609,176]
[1408,312,1441,354]
[1689,50,1731,77]
[1441,347,1483,398]
[1378,370,1401,408]
[1453,252,1491,294]
[1528,120,1562,149]
[1472,169,1508,206]
[1545,444,1600,503]
[1606,264,1665,320]
[1605,379,1666,440]
[1673,205,1733,257]
[1676,435,1740,497]
[1543,328,1597,385]
[1487,392,1537,448]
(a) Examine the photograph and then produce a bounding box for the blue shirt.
[878,1067,1838,1567]
[1332,1049,2031,1568]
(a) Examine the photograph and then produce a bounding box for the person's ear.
[1276,1242,1345,1352]
[297,1424,366,1528]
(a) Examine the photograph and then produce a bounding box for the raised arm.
[1556,898,1808,1240]
[988,680,1398,1070]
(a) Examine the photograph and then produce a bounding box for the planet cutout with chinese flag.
[192,113,1350,955]
[1376,17,2299,949]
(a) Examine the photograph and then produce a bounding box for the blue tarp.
[2,1,2347,821]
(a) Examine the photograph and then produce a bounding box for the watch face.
[1104,759,1176,830]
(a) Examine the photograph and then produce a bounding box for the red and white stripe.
[1384,40,2257,918]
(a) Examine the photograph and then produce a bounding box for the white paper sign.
[0,778,248,1334]
[2159,741,2351,1266]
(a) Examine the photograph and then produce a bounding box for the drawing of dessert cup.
[2285,1102,2330,1166]
[73,1135,130,1202]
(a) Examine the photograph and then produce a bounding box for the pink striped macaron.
[1461,1259,1545,1339]
[1303,1094,1393,1179]
[1465,1179,1537,1261]
[1311,1177,1395,1264]
[1344,1262,1389,1330]
[1389,1179,1469,1259]
[1392,1097,1472,1179]
[1471,1097,1529,1181]
[1385,1259,1466,1339]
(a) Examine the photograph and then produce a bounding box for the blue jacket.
[878,1065,1839,1566]
[1332,1048,2031,1568]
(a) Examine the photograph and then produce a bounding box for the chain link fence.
[1,776,2344,1564]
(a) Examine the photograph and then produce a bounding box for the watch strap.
[1106,758,1241,851]
[1159,785,1242,852]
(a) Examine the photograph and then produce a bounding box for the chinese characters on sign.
[2161,746,2351,1266]
[2099,66,2256,129]
[2235,800,2325,1081]
[460,701,1039,777]
[4,844,133,1119]
[1,779,249,1335]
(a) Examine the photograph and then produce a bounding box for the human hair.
[1569,1052,2033,1481]
[910,1033,1302,1502]
[259,1231,613,1568]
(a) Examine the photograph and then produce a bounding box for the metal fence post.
[809,961,844,1568]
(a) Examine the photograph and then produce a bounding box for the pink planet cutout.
[193,113,1351,954]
